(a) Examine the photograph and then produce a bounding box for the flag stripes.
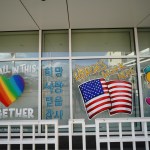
[107,80,132,115]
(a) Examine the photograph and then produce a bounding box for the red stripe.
[107,80,132,85]
[100,78,106,82]
[89,106,111,119]
[86,96,110,107]
[110,110,132,115]
[87,101,111,113]
[102,87,109,91]
[101,79,109,92]
[109,90,132,95]
[111,99,132,103]
[111,95,132,99]
[111,99,132,104]
[111,104,132,109]
[108,85,132,90]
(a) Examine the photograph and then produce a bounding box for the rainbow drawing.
[0,75,25,107]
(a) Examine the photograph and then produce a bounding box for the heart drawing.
[145,97,150,106]
[0,75,25,107]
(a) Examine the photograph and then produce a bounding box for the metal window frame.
[0,27,147,133]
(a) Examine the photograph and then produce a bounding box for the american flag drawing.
[79,78,112,119]
[79,79,132,119]
[107,80,132,115]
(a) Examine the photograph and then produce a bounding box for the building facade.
[0,28,150,149]
[1,1,150,150]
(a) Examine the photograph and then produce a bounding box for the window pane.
[72,58,140,124]
[0,32,39,58]
[138,28,150,56]
[42,30,69,57]
[140,58,150,117]
[42,60,70,125]
[72,29,135,57]
[0,61,38,120]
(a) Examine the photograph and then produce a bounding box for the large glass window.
[0,28,149,131]
[42,30,69,57]
[72,58,140,124]
[42,60,70,125]
[138,29,150,56]
[0,61,38,120]
[140,58,150,117]
[72,29,135,57]
[0,31,39,58]
[138,28,150,117]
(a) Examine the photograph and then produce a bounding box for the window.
[138,28,150,117]
[42,60,70,125]
[0,61,38,120]
[0,31,39,58]
[72,29,135,56]
[72,58,140,124]
[138,29,150,56]
[42,30,69,57]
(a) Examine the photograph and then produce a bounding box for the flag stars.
[79,79,104,102]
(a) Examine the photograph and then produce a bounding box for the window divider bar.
[45,144,48,150]
[32,124,35,141]
[145,141,149,150]
[20,125,23,141]
[131,122,135,138]
[69,120,73,150]
[7,125,11,150]
[69,28,73,119]
[0,58,39,62]
[55,121,59,150]
[32,144,35,150]
[120,142,123,150]
[95,119,100,150]
[20,144,23,150]
[7,144,10,150]
[38,30,42,134]
[8,125,10,141]
[41,57,70,60]
[45,124,48,140]
[71,56,137,60]
[82,121,86,150]
[106,123,109,138]
[107,142,110,150]
[134,27,144,117]
[144,122,148,138]
[119,122,122,138]
[133,142,136,150]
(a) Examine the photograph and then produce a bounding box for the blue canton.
[79,79,104,103]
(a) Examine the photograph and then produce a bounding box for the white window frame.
[0,28,146,136]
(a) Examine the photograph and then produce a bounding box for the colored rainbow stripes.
[0,75,25,107]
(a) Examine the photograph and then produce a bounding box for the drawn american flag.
[107,80,132,115]
[79,78,111,119]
